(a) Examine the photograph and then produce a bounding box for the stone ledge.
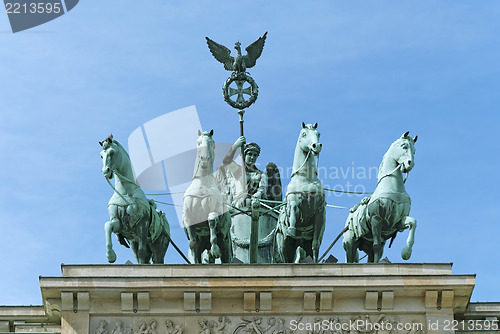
[60,263,455,277]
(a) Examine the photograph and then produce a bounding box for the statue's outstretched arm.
[223,136,245,165]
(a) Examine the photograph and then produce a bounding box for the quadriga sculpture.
[100,135,170,264]
[275,122,326,263]
[183,130,232,263]
[343,132,418,263]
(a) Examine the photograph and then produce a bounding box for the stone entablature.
[34,263,476,334]
[0,306,59,334]
[456,302,500,333]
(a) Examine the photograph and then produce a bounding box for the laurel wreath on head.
[222,72,259,109]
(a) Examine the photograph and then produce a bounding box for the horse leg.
[294,246,306,263]
[127,240,137,262]
[136,220,150,264]
[187,230,202,264]
[284,236,297,263]
[104,218,120,263]
[274,228,285,263]
[208,212,221,260]
[150,211,169,264]
[188,246,199,264]
[368,251,374,263]
[183,198,201,263]
[287,200,299,238]
[343,229,359,263]
[370,216,383,263]
[311,209,326,263]
[184,214,201,264]
[218,235,232,263]
[401,217,417,260]
[217,214,232,264]
[151,236,168,264]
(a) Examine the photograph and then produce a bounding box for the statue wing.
[206,37,234,71]
[265,162,282,204]
[243,32,268,69]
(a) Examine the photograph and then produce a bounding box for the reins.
[290,148,320,178]
[376,164,410,185]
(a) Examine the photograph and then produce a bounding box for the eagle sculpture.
[206,32,267,74]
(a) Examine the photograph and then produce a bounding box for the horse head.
[99,135,120,180]
[299,122,322,156]
[391,131,418,173]
[194,129,215,177]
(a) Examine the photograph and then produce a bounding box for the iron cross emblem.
[229,80,252,103]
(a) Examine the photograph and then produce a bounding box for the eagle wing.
[206,37,234,71]
[243,32,268,69]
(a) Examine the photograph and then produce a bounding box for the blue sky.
[0,1,498,305]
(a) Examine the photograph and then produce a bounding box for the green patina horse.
[275,123,326,263]
[343,132,418,263]
[183,130,232,263]
[100,135,170,264]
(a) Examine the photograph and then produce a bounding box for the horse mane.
[112,140,131,161]
[378,150,392,180]
[110,140,136,181]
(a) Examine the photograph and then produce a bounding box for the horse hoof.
[210,244,221,259]
[107,250,117,263]
[401,246,412,260]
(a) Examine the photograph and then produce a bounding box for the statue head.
[198,319,207,328]
[244,142,260,167]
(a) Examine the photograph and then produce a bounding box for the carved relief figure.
[328,317,344,334]
[94,321,108,334]
[147,320,157,334]
[199,319,213,334]
[234,317,276,334]
[272,319,285,334]
[112,321,126,334]
[214,316,231,334]
[166,320,183,334]
[137,322,148,334]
